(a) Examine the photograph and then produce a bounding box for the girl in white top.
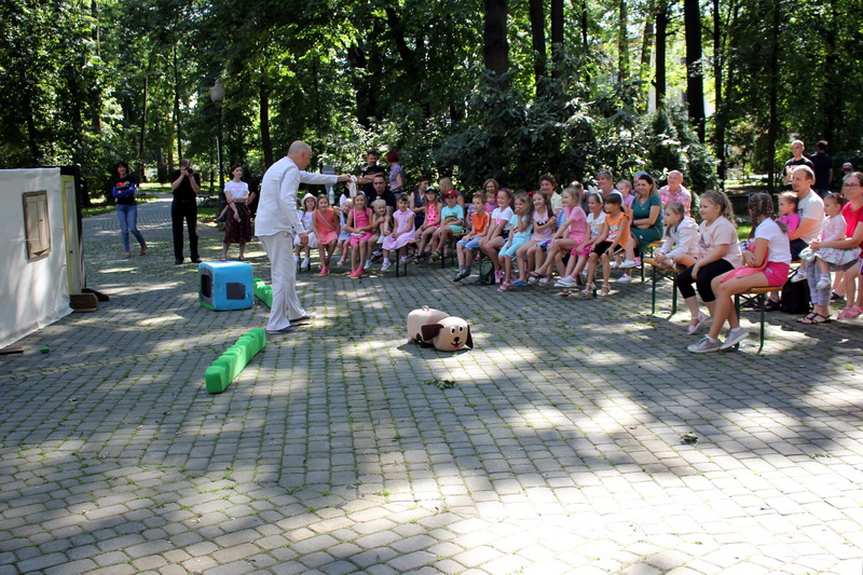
[689,192,790,353]
[654,201,700,270]
[811,193,861,289]
[295,194,319,271]
[479,188,514,284]
[677,190,742,337]
[221,165,256,260]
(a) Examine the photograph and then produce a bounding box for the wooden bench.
[734,286,774,353]
[639,240,664,282]
[644,257,678,316]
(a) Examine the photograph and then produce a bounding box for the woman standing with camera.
[170,159,201,264]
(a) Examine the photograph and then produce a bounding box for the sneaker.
[687,312,710,335]
[364,258,373,269]
[400,255,410,263]
[616,274,632,284]
[319,266,329,277]
[512,279,528,288]
[790,271,808,283]
[816,276,831,290]
[527,276,538,285]
[720,327,750,350]
[539,276,553,286]
[380,260,391,272]
[687,336,722,353]
[619,259,638,269]
[266,326,295,335]
[555,276,576,288]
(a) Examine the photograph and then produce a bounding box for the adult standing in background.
[810,140,833,197]
[357,149,385,198]
[783,140,814,186]
[111,161,147,258]
[255,141,352,334]
[386,150,404,200]
[222,164,255,261]
[170,159,201,265]
[371,173,396,209]
[658,170,692,216]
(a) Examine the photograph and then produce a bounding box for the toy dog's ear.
[420,323,443,343]
[464,326,473,349]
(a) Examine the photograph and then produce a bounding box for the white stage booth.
[0,168,82,349]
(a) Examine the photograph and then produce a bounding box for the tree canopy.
[2,0,861,197]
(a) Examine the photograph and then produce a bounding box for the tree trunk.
[581,0,589,49]
[639,0,654,86]
[766,0,781,191]
[172,44,183,160]
[529,0,547,93]
[90,0,102,133]
[822,0,840,145]
[712,0,725,181]
[138,71,148,181]
[483,0,509,78]
[683,0,705,142]
[347,44,373,126]
[551,0,564,79]
[618,0,629,84]
[259,68,273,168]
[655,0,667,106]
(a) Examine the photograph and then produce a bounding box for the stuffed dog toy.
[407,307,473,351]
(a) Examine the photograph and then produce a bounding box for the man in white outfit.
[255,141,351,333]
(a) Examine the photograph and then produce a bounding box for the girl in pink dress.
[415,188,440,259]
[312,194,340,276]
[346,194,374,278]
[381,196,416,272]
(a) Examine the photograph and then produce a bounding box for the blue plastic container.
[199,261,253,311]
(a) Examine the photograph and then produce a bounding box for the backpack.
[780,277,812,314]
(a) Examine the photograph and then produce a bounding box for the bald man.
[658,171,692,216]
[256,141,351,333]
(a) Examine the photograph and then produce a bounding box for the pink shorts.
[571,245,591,258]
[318,231,338,245]
[719,262,790,287]
[349,232,373,247]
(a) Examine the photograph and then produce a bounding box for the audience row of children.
[292,166,863,351]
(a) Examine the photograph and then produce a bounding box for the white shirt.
[797,189,825,244]
[255,156,338,237]
[224,180,249,201]
[587,211,606,240]
[754,218,791,264]
[659,216,700,261]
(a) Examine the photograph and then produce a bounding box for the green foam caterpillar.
[204,327,266,394]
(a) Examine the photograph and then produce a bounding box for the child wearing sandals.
[688,192,790,353]
[555,192,605,288]
[653,201,700,271]
[479,188,514,284]
[296,194,318,271]
[346,194,375,279]
[515,193,555,287]
[429,190,465,260]
[453,194,490,282]
[415,188,441,259]
[498,192,533,291]
[367,199,391,269]
[582,191,630,297]
[534,186,587,285]
[381,195,415,272]
[335,196,353,267]
[312,194,340,276]
[809,193,861,290]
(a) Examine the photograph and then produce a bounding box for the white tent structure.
[0,168,84,349]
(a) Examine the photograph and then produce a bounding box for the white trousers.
[259,232,306,331]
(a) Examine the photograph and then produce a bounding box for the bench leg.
[671,278,678,315]
[758,293,766,353]
[651,265,657,315]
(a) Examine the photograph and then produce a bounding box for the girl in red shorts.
[688,192,791,353]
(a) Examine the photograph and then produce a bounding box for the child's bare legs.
[417,227,435,253]
[529,245,545,276]
[222,242,230,260]
[501,255,513,284]
[238,242,245,260]
[583,253,599,291]
[481,237,503,274]
[318,242,330,270]
[516,243,533,281]
[456,240,467,269]
[535,242,556,276]
[350,241,361,271]
[571,254,587,280]
[601,253,611,293]
[437,227,452,255]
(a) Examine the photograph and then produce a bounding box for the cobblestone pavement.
[2,197,863,575]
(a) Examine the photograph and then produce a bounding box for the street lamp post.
[209,79,226,213]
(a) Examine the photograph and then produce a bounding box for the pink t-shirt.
[566,206,588,242]
[698,216,742,267]
[531,208,554,242]
[778,213,800,235]
[841,202,863,248]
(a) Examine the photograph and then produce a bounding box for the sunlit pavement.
[1,198,862,574]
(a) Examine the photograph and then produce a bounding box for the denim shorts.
[458,236,483,250]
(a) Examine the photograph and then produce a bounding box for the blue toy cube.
[199,261,254,311]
